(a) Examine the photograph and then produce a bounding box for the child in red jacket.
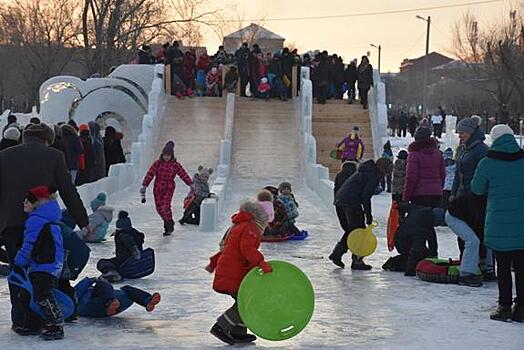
[140,141,193,235]
[206,200,273,345]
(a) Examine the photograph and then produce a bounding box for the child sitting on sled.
[96,211,145,283]
[277,182,300,235]
[179,166,214,225]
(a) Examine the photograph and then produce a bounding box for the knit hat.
[258,200,275,223]
[383,140,391,150]
[278,182,292,192]
[352,126,359,132]
[397,150,408,160]
[3,127,20,141]
[443,148,454,160]
[25,185,55,204]
[22,123,55,144]
[161,141,175,158]
[116,211,132,230]
[198,165,213,178]
[90,192,107,212]
[78,124,90,132]
[457,116,481,135]
[490,124,514,143]
[414,126,431,141]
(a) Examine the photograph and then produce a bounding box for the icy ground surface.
[1,177,523,349]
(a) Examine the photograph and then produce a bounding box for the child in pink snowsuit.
[140,141,193,235]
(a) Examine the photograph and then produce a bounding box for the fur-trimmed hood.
[408,138,438,153]
[236,200,269,229]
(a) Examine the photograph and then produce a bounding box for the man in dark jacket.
[0,123,89,335]
[357,56,373,109]
[329,159,390,270]
[235,43,251,97]
[344,59,358,103]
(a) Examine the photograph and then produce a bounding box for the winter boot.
[351,255,372,270]
[163,220,174,236]
[104,298,121,316]
[490,305,513,322]
[40,324,64,341]
[210,323,236,345]
[328,242,347,268]
[512,304,524,323]
[11,325,41,336]
[458,274,483,287]
[230,326,257,343]
[482,271,497,282]
[100,270,122,283]
[146,292,161,312]
[36,298,64,340]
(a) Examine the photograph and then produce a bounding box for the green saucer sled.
[238,260,314,341]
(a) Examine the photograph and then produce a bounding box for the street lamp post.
[370,43,381,73]
[416,15,431,117]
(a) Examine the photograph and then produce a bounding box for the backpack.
[416,258,476,284]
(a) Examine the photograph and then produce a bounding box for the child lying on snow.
[75,277,160,317]
[382,203,446,276]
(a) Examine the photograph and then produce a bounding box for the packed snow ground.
[1,136,523,348]
[1,177,523,349]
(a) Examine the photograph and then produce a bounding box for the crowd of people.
[330,117,524,324]
[388,106,448,138]
[134,42,373,107]
[1,115,126,186]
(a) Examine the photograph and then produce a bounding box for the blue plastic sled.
[8,270,75,320]
[288,230,309,241]
[118,248,155,279]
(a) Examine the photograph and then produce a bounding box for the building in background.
[223,23,285,54]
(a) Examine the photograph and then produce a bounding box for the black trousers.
[217,295,247,335]
[411,195,441,257]
[240,75,249,97]
[359,87,370,106]
[2,226,42,330]
[398,128,407,137]
[380,175,392,192]
[97,257,124,274]
[433,124,443,138]
[182,202,201,225]
[495,250,524,306]
[316,83,327,104]
[337,205,365,250]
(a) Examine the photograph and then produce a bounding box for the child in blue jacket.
[74,277,160,318]
[277,182,300,235]
[15,185,64,340]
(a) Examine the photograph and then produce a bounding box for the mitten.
[259,261,273,274]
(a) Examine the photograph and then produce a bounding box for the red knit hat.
[25,185,55,204]
[78,124,90,132]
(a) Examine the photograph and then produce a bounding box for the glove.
[130,246,141,260]
[205,264,215,273]
[259,261,273,274]
[366,214,373,226]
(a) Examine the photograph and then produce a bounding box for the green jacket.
[471,134,524,251]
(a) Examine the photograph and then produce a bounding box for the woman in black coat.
[357,56,373,109]
[76,126,96,186]
[103,126,126,176]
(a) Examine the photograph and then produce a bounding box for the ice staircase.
[312,101,374,179]
[156,96,225,183]
[231,98,302,180]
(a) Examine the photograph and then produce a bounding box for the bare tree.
[0,0,82,105]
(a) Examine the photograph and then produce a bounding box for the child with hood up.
[96,211,144,283]
[15,186,64,340]
[179,166,214,225]
[256,77,271,99]
[77,192,114,243]
[206,200,273,345]
[391,150,408,202]
[140,141,193,235]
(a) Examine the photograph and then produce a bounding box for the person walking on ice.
[140,141,193,235]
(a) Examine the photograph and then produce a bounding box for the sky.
[201,0,515,72]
